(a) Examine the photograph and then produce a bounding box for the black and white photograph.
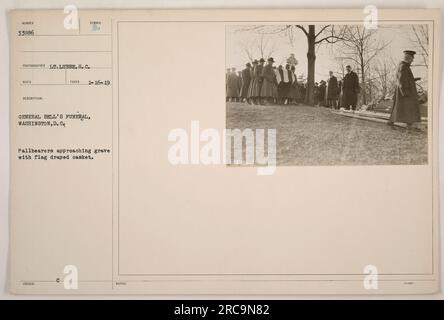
[226,23,430,165]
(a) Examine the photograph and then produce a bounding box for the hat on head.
[403,50,416,56]
[253,59,258,64]
[246,62,252,67]
[346,65,351,68]
[268,57,275,62]
[259,58,265,63]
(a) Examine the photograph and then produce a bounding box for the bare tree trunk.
[360,55,366,105]
[293,24,346,105]
[305,25,316,106]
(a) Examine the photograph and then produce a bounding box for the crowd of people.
[226,57,361,111]
[227,50,423,130]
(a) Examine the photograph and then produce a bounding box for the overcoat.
[240,68,252,99]
[260,64,277,98]
[341,71,360,106]
[247,68,255,98]
[389,61,421,124]
[299,85,306,103]
[326,75,339,100]
[226,73,240,98]
[249,64,264,98]
[318,83,326,104]
[289,72,299,100]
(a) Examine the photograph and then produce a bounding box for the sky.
[226,24,428,85]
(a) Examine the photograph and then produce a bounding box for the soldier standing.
[226,67,240,102]
[388,50,421,129]
[260,57,277,105]
[250,58,265,105]
[240,63,252,103]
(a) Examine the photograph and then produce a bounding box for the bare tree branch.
[295,25,308,36]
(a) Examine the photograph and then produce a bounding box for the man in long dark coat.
[250,58,265,104]
[240,63,252,103]
[299,83,306,104]
[247,60,258,103]
[226,67,240,102]
[341,65,360,111]
[318,80,327,107]
[237,71,243,97]
[388,50,421,128]
[289,65,299,104]
[260,57,277,104]
[313,82,320,105]
[326,71,339,109]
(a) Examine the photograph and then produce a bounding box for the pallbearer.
[388,50,421,129]
[237,71,243,97]
[241,62,252,103]
[247,60,258,104]
[260,57,277,105]
[274,66,282,104]
[250,58,265,104]
[226,67,240,102]
[289,65,299,105]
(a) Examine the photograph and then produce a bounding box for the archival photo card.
[8,8,440,295]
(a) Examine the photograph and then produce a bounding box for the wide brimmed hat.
[268,57,275,62]
[259,58,265,63]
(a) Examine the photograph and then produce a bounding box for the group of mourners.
[226,57,361,111]
[227,50,423,129]
[311,66,360,110]
[226,57,301,106]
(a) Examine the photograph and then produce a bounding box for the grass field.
[226,102,428,166]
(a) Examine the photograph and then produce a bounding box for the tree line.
[234,24,428,107]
